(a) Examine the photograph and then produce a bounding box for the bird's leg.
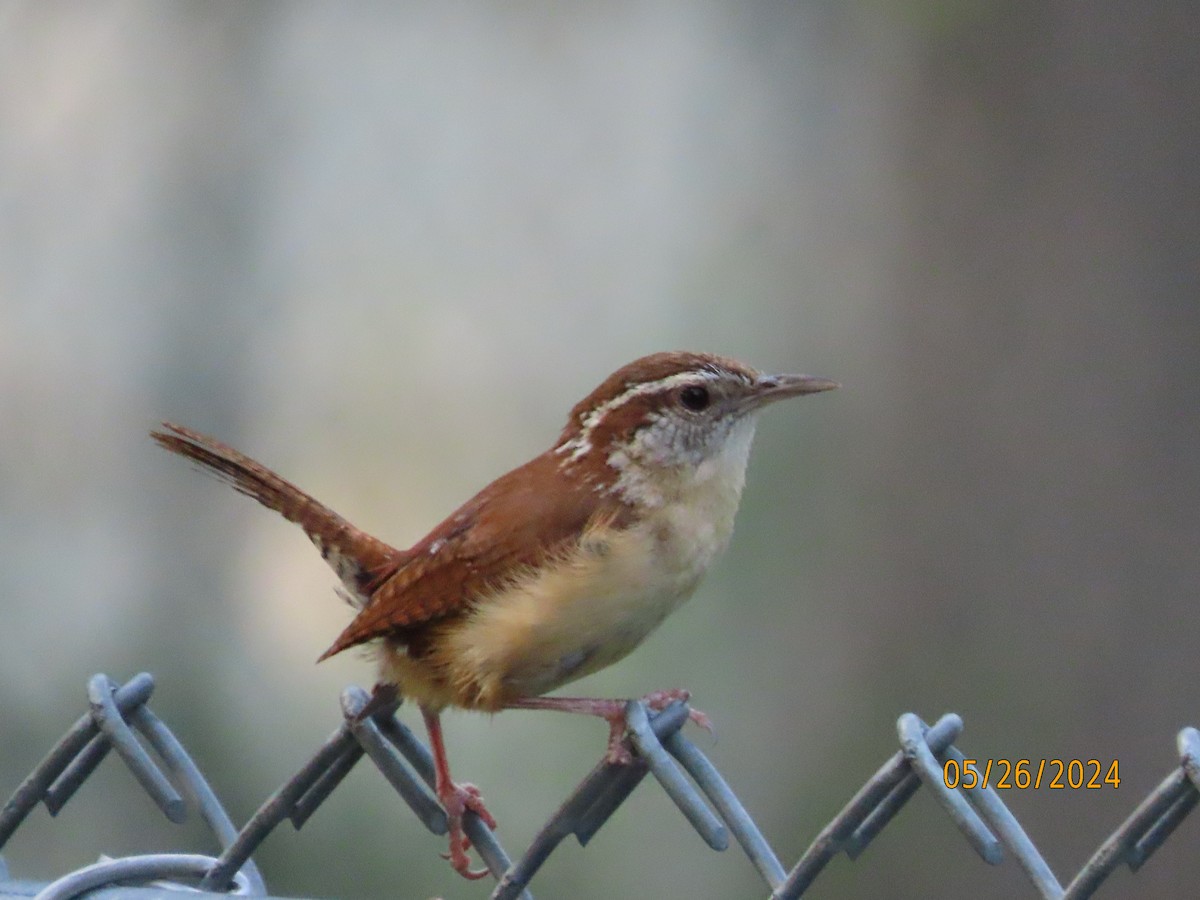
[509,697,631,763]
[508,690,712,765]
[420,705,496,881]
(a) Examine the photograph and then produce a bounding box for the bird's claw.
[438,780,497,880]
[643,688,713,736]
[441,846,490,881]
[602,689,714,764]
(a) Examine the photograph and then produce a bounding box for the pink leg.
[508,690,712,765]
[421,706,497,881]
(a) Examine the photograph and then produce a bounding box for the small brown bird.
[152,351,835,878]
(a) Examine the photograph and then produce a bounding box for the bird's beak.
[748,372,840,409]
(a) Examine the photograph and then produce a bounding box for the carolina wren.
[152,351,836,879]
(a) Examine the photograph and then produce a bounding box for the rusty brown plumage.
[151,351,836,880]
[150,421,632,666]
[319,449,630,659]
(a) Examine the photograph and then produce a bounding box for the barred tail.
[151,422,400,596]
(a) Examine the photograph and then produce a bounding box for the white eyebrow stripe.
[554,368,725,462]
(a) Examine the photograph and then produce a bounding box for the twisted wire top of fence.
[1,673,1197,899]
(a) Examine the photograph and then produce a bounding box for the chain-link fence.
[2,673,1197,898]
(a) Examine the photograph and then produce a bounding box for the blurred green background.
[2,3,1198,898]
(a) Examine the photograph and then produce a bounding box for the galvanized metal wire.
[1,673,1197,899]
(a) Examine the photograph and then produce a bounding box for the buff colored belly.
[430,510,729,710]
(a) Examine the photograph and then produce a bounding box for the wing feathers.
[154,422,630,663]
[320,450,627,658]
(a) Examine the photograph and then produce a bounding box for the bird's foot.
[437,780,497,881]
[602,689,713,764]
[641,688,713,735]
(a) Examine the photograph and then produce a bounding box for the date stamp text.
[943,758,1121,790]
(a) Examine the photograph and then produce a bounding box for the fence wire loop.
[34,854,254,900]
[86,675,186,824]
[899,713,1003,864]
[626,699,728,850]
[2,674,1198,899]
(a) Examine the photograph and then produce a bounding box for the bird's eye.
[678,385,711,412]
